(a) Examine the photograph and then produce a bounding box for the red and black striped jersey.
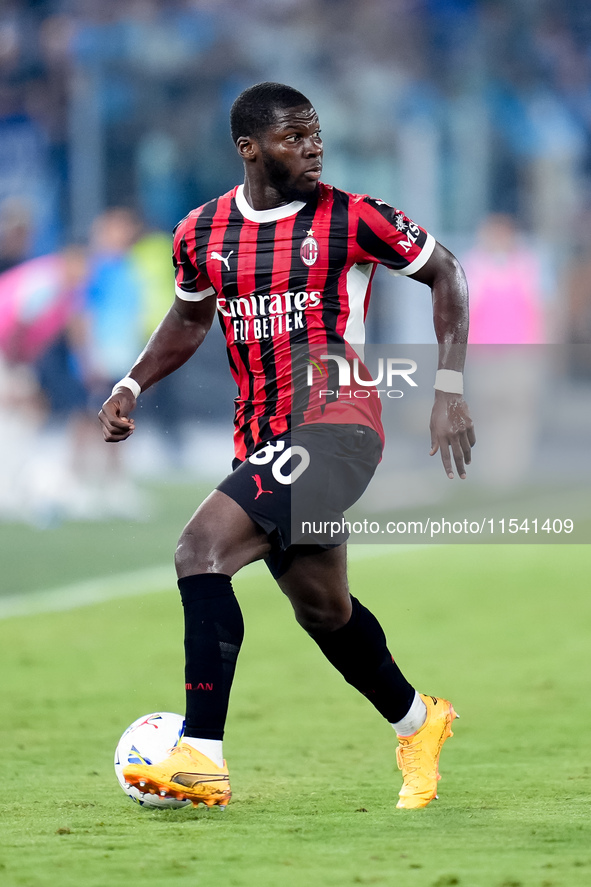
[173,182,434,460]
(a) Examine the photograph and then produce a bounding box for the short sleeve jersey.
[173,182,434,460]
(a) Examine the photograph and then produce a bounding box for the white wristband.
[434,369,463,395]
[112,376,141,399]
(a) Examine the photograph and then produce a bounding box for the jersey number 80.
[248,440,310,485]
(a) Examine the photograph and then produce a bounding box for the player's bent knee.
[294,600,351,635]
[174,509,272,578]
[174,519,223,576]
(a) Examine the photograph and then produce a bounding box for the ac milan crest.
[394,212,407,232]
[300,229,319,267]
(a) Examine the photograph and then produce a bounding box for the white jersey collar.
[235,184,306,223]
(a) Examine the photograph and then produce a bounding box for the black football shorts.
[216,423,382,577]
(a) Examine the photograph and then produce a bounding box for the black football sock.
[178,573,244,741]
[308,595,416,723]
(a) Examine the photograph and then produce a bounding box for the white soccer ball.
[114,711,191,808]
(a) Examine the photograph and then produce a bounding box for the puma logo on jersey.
[211,250,234,272]
[252,474,273,499]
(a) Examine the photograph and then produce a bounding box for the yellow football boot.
[123,743,231,808]
[395,694,458,809]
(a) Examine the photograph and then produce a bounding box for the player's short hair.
[230,82,311,144]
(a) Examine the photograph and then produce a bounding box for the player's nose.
[304,135,323,157]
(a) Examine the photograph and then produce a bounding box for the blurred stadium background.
[1,0,591,552]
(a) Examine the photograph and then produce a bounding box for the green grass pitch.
[0,501,589,886]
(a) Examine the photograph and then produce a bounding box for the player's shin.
[307,595,416,722]
[178,573,244,766]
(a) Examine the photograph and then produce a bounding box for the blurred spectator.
[0,244,86,363]
[58,206,149,518]
[130,228,173,338]
[463,214,546,345]
[564,217,591,377]
[463,214,547,488]
[0,196,33,275]
[0,243,88,524]
[81,207,143,402]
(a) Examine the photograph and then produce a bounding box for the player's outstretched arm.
[410,243,475,479]
[98,295,217,443]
